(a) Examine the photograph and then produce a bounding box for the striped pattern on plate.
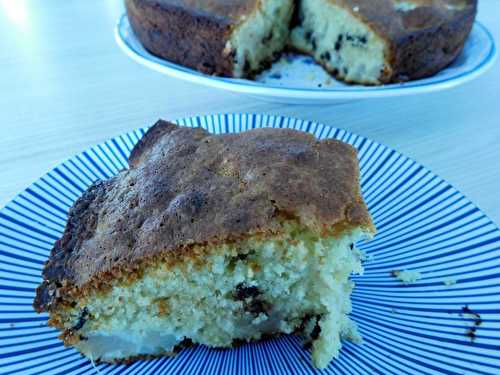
[1,113,499,375]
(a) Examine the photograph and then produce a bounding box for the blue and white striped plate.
[115,16,496,104]
[1,113,499,375]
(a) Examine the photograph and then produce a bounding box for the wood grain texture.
[0,0,499,225]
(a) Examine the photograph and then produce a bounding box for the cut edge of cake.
[227,0,295,77]
[42,219,374,369]
[290,0,390,84]
[126,0,477,84]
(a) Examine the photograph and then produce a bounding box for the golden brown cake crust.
[34,121,374,313]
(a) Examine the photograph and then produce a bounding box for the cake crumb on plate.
[391,269,421,284]
[443,277,458,286]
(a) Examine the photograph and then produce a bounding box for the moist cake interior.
[229,0,294,77]
[290,0,389,84]
[59,222,368,369]
[231,0,389,82]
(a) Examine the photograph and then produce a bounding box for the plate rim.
[115,15,497,100]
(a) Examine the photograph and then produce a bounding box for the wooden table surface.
[1,0,499,225]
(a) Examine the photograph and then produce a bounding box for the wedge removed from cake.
[34,121,375,368]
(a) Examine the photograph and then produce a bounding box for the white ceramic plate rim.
[115,15,497,100]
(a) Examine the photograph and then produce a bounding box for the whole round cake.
[125,0,477,85]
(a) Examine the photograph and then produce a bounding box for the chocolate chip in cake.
[311,38,317,51]
[234,283,261,300]
[247,299,270,315]
[72,307,89,331]
[335,34,343,51]
[173,338,194,353]
[179,337,194,347]
[228,50,238,64]
[234,283,270,316]
[296,314,313,334]
[236,252,249,261]
[262,31,274,43]
[347,34,368,47]
[310,318,321,340]
[243,60,251,74]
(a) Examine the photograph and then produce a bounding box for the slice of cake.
[125,0,295,77]
[34,121,375,368]
[290,0,477,84]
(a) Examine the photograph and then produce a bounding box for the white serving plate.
[116,15,496,104]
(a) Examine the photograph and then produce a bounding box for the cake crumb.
[353,247,373,264]
[391,269,421,284]
[443,277,457,286]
